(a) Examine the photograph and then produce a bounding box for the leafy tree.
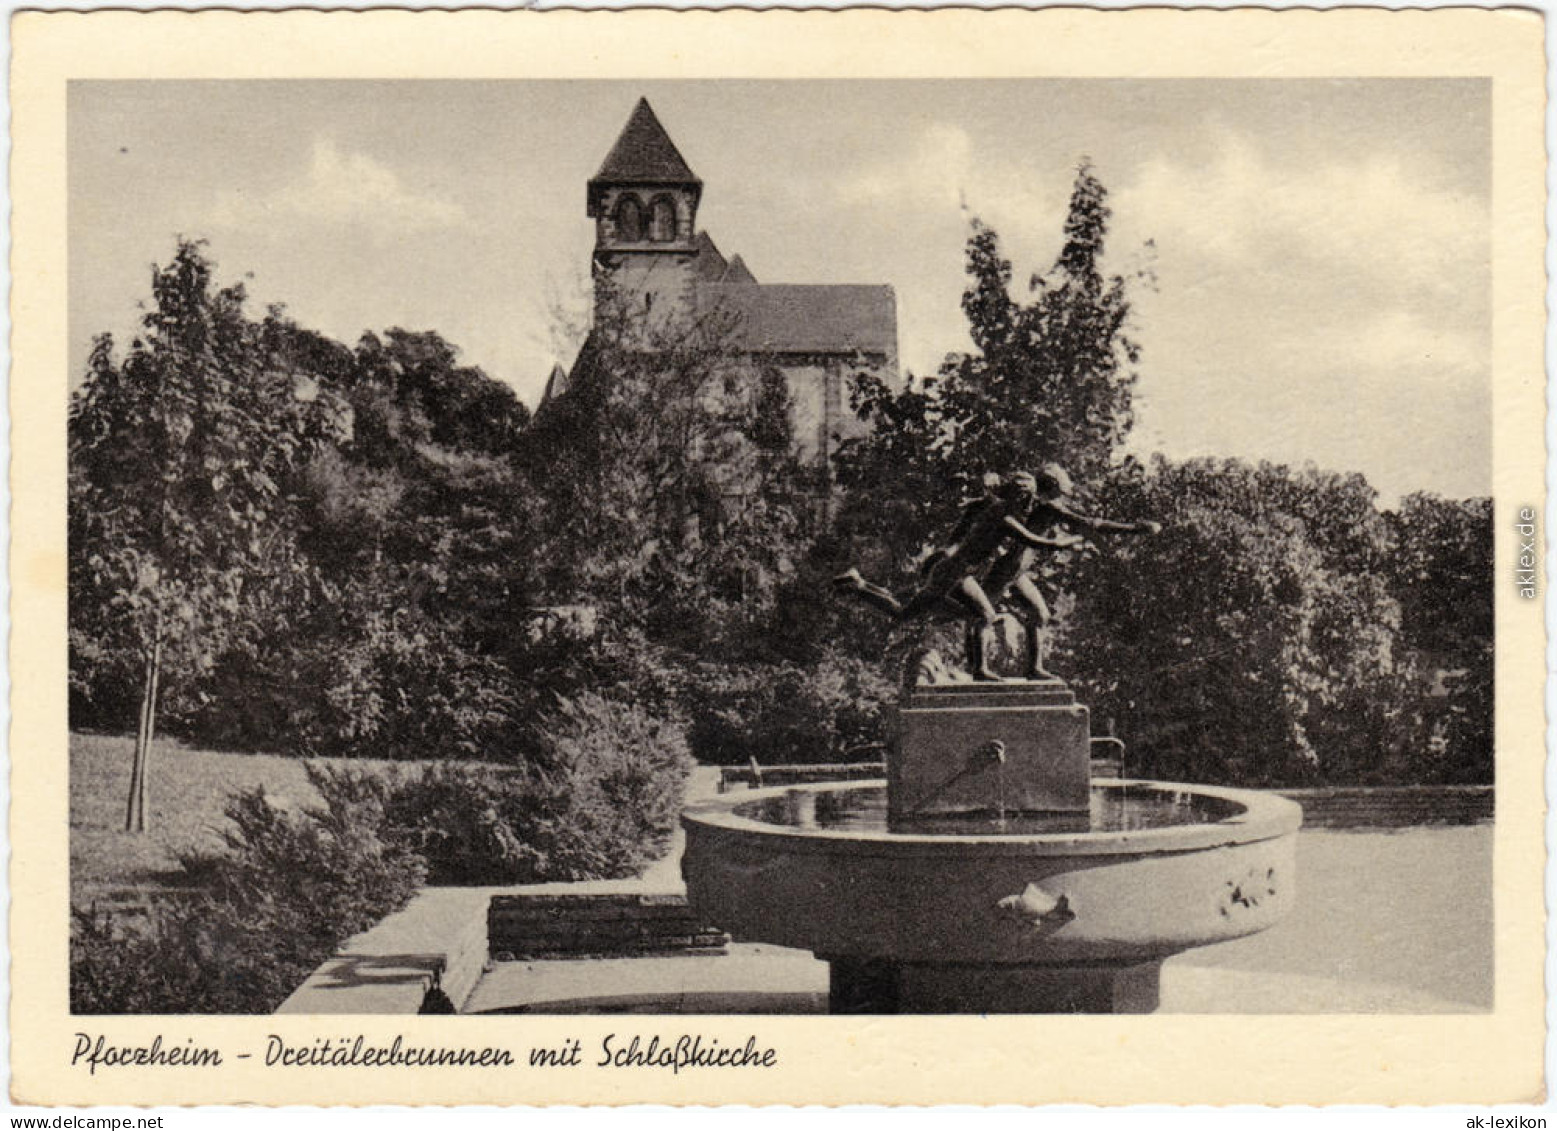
[72,247,548,766]
[1388,494,1493,658]
[825,161,1148,663]
[1385,493,1493,782]
[831,369,953,583]
[936,161,1144,486]
[519,284,814,654]
[69,241,344,830]
[347,328,531,461]
[1058,457,1412,785]
[239,326,538,761]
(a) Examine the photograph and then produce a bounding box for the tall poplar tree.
[830,160,1148,622]
[936,160,1143,486]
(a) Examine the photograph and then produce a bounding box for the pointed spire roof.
[595,98,698,182]
[690,231,729,283]
[721,254,757,285]
[541,362,569,405]
[588,98,702,216]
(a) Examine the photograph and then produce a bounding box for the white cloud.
[1108,125,1490,499]
[1316,309,1485,383]
[837,123,975,212]
[209,138,467,240]
[1115,128,1486,302]
[834,123,1069,260]
[830,122,1093,380]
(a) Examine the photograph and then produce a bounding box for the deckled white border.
[7,5,1547,1111]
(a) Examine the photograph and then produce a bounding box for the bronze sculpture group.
[833,464,1160,682]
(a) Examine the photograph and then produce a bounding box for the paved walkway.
[462,945,1475,1015]
[465,944,830,1014]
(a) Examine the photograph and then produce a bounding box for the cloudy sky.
[69,79,1490,502]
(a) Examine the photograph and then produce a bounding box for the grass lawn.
[70,732,428,904]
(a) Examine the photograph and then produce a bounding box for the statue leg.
[962,621,984,679]
[1012,574,1055,679]
[833,568,906,617]
[953,576,1002,682]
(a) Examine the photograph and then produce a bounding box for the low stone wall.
[488,893,729,960]
[276,887,494,1015]
[1278,786,1493,828]
[717,762,884,791]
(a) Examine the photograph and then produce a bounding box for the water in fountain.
[734,782,1248,837]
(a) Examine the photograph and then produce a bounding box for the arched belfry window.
[614,196,644,242]
[649,196,677,243]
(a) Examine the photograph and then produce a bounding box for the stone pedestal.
[889,680,1090,823]
[827,957,1161,1015]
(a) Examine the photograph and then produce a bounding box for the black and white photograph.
[10,6,1546,1109]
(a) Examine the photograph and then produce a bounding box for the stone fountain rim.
[682,778,1303,858]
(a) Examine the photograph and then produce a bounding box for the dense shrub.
[524,691,693,879]
[202,764,427,945]
[385,692,694,884]
[382,763,547,885]
[684,651,893,766]
[503,624,689,751]
[71,767,424,1014]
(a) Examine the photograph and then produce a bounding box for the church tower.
[586,98,703,325]
[545,96,899,475]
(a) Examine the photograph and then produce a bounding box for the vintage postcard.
[9,7,1547,1108]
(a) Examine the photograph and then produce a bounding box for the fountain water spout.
[973,739,1006,767]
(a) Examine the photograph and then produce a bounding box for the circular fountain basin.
[681,779,1302,1012]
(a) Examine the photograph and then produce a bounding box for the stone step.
[488,921,722,946]
[489,898,711,919]
[488,893,730,959]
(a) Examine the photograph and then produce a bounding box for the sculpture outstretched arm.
[1049,502,1160,535]
[1002,515,1085,549]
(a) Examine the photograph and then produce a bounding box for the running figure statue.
[833,464,1161,681]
